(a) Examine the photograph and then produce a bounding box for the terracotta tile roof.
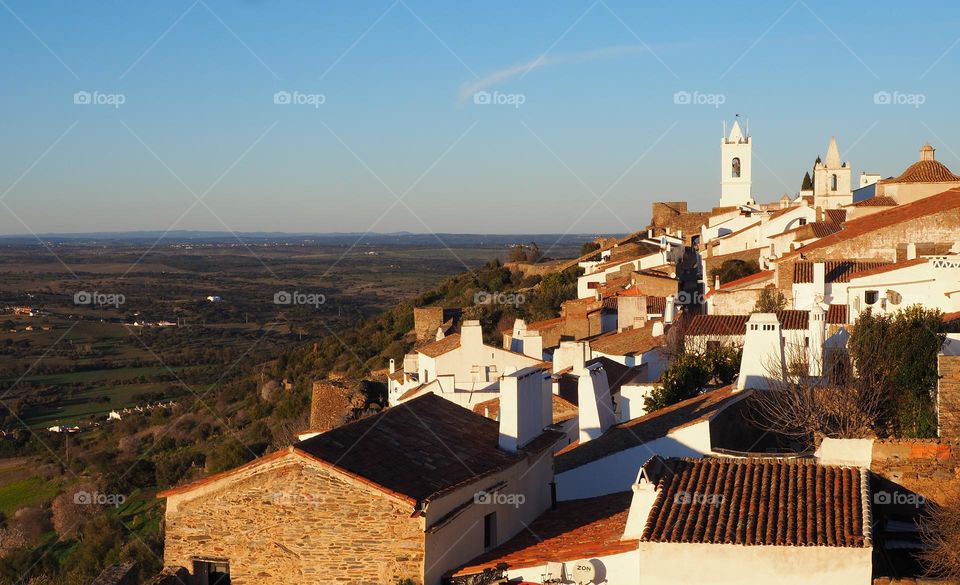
[527,317,564,331]
[846,257,927,280]
[387,369,405,382]
[686,315,749,337]
[716,269,774,290]
[590,326,663,357]
[397,383,427,401]
[450,492,636,577]
[793,260,892,284]
[780,188,960,261]
[473,393,579,425]
[943,310,960,323]
[641,457,870,547]
[824,208,847,224]
[296,393,562,503]
[827,304,848,325]
[886,159,960,184]
[779,221,842,240]
[417,333,461,357]
[851,196,897,207]
[776,309,809,330]
[687,311,808,336]
[555,386,747,473]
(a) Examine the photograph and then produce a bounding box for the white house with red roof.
[388,320,546,408]
[846,254,960,322]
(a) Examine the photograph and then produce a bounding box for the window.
[831,174,838,191]
[193,560,231,585]
[423,370,430,383]
[483,512,497,550]
[799,218,807,226]
[706,340,720,352]
[731,157,741,178]
[864,290,878,305]
[887,290,902,305]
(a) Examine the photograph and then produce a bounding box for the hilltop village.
[146,121,960,585]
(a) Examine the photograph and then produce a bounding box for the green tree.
[645,353,711,412]
[752,287,787,313]
[710,259,760,286]
[848,306,945,437]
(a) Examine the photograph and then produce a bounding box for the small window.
[799,218,807,226]
[193,560,231,585]
[483,512,497,550]
[423,370,430,383]
[864,290,879,305]
[831,174,838,191]
[732,157,741,178]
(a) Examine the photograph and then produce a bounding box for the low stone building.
[160,389,563,585]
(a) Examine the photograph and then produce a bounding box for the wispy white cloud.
[459,44,651,101]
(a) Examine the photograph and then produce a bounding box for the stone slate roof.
[555,386,746,473]
[417,333,461,357]
[450,492,635,578]
[793,260,891,284]
[590,325,663,357]
[641,457,870,547]
[297,393,562,503]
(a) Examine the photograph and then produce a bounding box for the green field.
[0,476,60,517]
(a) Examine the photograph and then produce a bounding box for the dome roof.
[887,159,960,184]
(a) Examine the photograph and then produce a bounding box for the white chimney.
[736,313,785,391]
[665,295,676,324]
[552,341,589,373]
[808,302,826,378]
[389,358,395,374]
[577,363,615,443]
[907,243,917,260]
[499,367,549,453]
[812,263,826,299]
[461,320,483,347]
[623,462,664,540]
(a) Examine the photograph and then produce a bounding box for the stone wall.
[164,454,425,585]
[648,202,711,245]
[871,440,960,504]
[91,562,138,585]
[703,248,762,282]
[414,307,445,342]
[938,355,960,439]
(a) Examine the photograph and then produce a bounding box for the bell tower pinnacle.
[719,118,754,207]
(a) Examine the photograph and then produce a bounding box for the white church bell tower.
[720,119,754,207]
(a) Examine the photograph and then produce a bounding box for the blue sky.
[1,0,959,235]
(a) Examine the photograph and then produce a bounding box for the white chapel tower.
[813,136,852,209]
[720,119,754,207]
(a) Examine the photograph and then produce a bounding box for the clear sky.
[1,0,959,235]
